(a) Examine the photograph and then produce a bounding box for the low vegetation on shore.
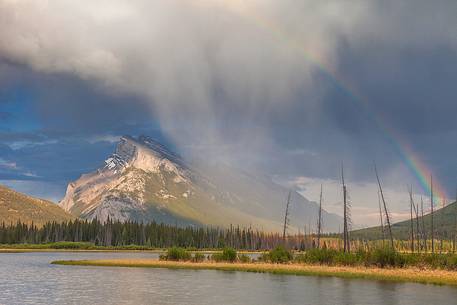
[52,259,457,286]
[0,241,161,251]
[51,246,457,286]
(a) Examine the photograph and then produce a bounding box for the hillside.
[0,184,74,226]
[351,200,457,240]
[60,135,343,232]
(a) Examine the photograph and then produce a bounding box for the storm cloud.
[1,0,457,224]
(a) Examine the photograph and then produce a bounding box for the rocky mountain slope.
[60,136,342,232]
[0,184,74,226]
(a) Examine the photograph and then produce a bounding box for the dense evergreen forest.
[0,219,313,250]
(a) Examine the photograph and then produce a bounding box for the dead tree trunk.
[431,176,435,254]
[282,191,291,245]
[421,197,426,252]
[317,184,323,249]
[452,210,457,253]
[342,166,349,253]
[454,188,457,253]
[377,191,385,246]
[409,186,415,253]
[412,195,420,252]
[454,213,457,254]
[374,163,394,250]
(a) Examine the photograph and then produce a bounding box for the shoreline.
[0,248,167,253]
[0,247,263,254]
[51,259,457,286]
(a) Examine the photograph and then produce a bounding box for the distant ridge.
[0,184,74,226]
[351,200,457,240]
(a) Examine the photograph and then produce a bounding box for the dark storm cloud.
[0,61,156,136]
[0,60,171,184]
[0,0,456,202]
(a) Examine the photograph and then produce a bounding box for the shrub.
[238,254,251,263]
[445,255,457,270]
[422,253,454,269]
[162,247,191,261]
[48,242,94,249]
[368,247,405,268]
[296,248,337,265]
[401,253,421,267]
[334,251,362,266]
[212,247,237,262]
[263,246,293,263]
[192,252,206,262]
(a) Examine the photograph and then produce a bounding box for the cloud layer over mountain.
[1,0,457,224]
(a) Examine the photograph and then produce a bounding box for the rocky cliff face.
[60,136,194,224]
[60,136,342,232]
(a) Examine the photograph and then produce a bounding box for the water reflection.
[0,252,456,305]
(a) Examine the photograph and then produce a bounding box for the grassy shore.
[0,248,164,253]
[0,242,263,254]
[0,242,165,253]
[51,258,457,286]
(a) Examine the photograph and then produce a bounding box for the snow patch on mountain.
[59,135,343,231]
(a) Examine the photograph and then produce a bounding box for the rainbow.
[220,1,448,203]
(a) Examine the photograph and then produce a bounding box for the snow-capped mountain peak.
[59,135,343,231]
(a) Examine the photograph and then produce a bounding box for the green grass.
[49,246,457,287]
[293,248,457,270]
[0,242,162,251]
[0,243,266,253]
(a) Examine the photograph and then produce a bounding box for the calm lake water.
[1,252,457,305]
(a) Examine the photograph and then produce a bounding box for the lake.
[1,252,457,305]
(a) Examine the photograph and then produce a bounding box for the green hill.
[0,184,74,227]
[351,201,457,240]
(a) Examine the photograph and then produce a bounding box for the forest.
[0,219,309,250]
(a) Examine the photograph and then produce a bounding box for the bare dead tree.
[346,188,353,251]
[411,193,421,252]
[338,224,341,251]
[377,190,385,246]
[408,186,415,253]
[452,214,457,253]
[303,225,307,249]
[317,184,323,249]
[308,219,312,247]
[342,165,350,252]
[421,196,427,252]
[430,175,435,254]
[282,191,292,244]
[454,214,457,254]
[374,163,394,250]
[454,187,457,253]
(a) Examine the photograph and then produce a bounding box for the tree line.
[0,218,315,250]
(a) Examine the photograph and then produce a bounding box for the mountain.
[351,200,457,240]
[0,184,74,226]
[60,135,342,232]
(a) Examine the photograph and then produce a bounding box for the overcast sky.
[1,0,457,226]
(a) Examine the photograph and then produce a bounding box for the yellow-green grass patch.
[51,259,457,286]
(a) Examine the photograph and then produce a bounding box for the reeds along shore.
[51,258,457,287]
[49,246,457,286]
